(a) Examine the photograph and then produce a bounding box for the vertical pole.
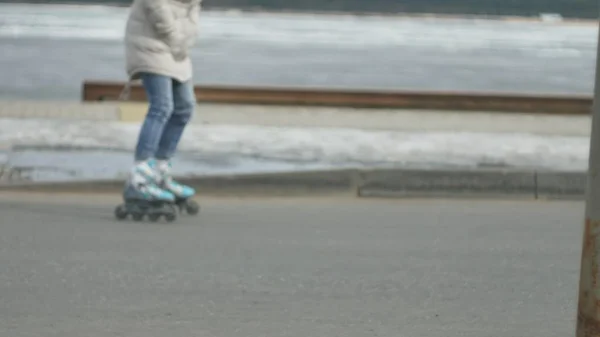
[576,9,600,337]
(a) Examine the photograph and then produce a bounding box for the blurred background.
[0,0,597,182]
[0,1,597,99]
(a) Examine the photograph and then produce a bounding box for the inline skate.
[114,160,179,222]
[155,160,200,216]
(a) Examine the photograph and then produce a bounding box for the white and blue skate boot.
[114,160,179,222]
[155,160,200,215]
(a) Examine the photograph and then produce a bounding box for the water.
[0,3,597,100]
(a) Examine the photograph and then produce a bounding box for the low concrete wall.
[0,101,591,138]
[0,101,119,120]
[0,167,589,200]
[535,170,587,200]
[358,168,537,199]
[177,169,360,196]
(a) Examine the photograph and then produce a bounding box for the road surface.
[0,193,583,336]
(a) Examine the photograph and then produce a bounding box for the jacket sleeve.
[141,0,177,38]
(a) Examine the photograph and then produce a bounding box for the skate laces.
[133,160,162,183]
[130,173,163,194]
[155,161,178,187]
[147,160,191,196]
[144,183,167,196]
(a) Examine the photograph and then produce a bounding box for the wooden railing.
[82,80,592,115]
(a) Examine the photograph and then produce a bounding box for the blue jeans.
[134,73,195,162]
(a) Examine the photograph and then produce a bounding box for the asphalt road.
[0,193,584,337]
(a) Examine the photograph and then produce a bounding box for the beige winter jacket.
[124,0,201,83]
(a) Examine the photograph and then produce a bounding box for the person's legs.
[124,72,176,202]
[134,73,175,162]
[154,79,195,161]
[154,79,196,199]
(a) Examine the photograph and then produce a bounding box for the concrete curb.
[0,167,588,200]
[0,169,360,197]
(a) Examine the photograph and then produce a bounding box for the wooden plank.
[81,80,593,115]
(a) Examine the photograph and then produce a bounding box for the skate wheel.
[114,205,128,220]
[132,213,144,221]
[185,200,200,215]
[148,213,160,222]
[165,213,177,222]
[164,205,177,223]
